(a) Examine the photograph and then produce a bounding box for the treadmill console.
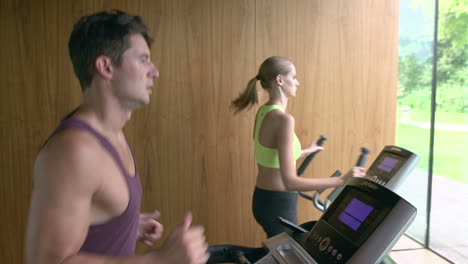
[365,145,419,191]
[257,146,419,264]
[302,178,416,263]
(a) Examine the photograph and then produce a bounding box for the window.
[397,0,468,263]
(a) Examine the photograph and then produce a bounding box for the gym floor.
[389,235,452,264]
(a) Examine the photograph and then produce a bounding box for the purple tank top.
[51,117,142,256]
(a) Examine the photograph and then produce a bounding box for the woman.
[231,56,365,238]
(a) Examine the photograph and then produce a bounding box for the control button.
[327,245,333,252]
[337,253,342,260]
[319,237,331,251]
[332,249,338,256]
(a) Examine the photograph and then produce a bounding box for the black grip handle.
[356,147,370,167]
[234,250,252,264]
[297,135,328,176]
[316,135,328,147]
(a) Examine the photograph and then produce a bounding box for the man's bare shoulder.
[28,129,108,264]
[34,129,104,192]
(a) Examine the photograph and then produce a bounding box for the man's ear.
[95,56,113,80]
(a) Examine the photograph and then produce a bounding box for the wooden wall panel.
[126,0,262,247]
[0,0,399,262]
[0,1,76,262]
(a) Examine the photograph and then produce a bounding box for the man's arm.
[26,130,116,263]
[26,131,208,264]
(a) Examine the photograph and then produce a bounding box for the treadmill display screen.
[322,187,394,246]
[338,198,374,231]
[377,156,400,172]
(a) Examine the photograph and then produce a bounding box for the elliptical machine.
[207,138,419,264]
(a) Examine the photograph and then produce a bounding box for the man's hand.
[149,212,209,264]
[137,211,164,246]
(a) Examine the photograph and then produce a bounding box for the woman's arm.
[276,114,364,191]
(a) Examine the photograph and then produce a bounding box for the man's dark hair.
[68,10,153,91]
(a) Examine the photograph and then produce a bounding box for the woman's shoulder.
[267,109,295,127]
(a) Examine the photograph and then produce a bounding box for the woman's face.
[282,64,300,97]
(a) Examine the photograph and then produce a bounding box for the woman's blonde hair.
[231,56,292,113]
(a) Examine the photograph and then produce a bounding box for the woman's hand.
[340,166,367,184]
[351,166,367,178]
[301,140,325,157]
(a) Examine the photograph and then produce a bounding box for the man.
[26,10,209,264]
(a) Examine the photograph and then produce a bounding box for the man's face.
[111,34,159,110]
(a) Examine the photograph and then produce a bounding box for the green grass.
[396,122,468,184]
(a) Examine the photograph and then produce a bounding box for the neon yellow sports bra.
[254,104,302,168]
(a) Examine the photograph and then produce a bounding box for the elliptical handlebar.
[356,147,370,167]
[298,170,342,211]
[297,135,327,176]
[312,170,342,211]
[297,134,336,212]
[298,146,370,212]
[323,147,370,209]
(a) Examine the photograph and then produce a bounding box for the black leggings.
[252,187,299,238]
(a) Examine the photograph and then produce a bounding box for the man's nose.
[150,63,159,79]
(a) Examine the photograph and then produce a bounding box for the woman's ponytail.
[230,76,259,113]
